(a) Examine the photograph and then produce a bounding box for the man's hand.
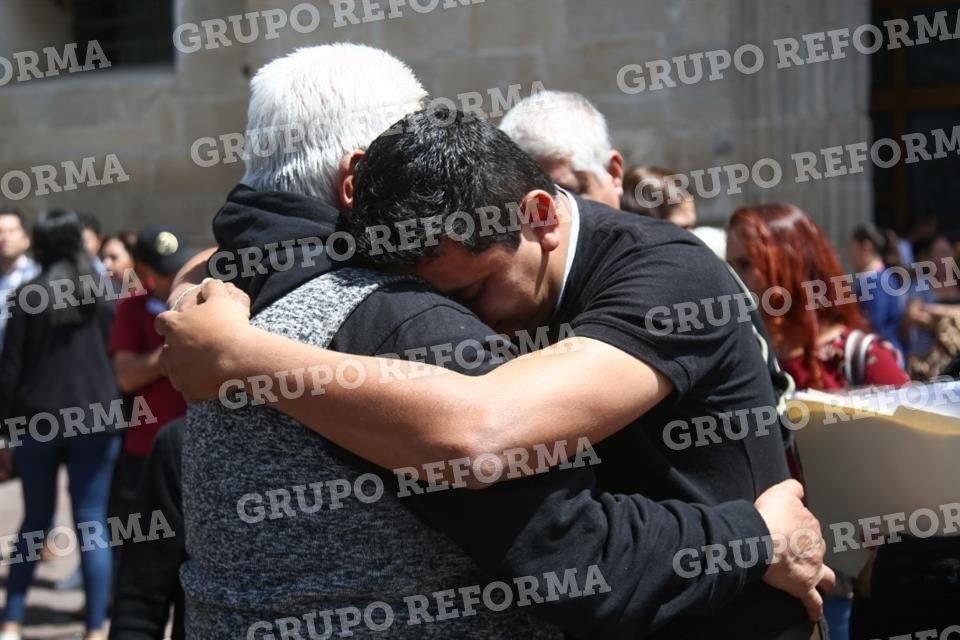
[155,278,253,403]
[754,479,836,622]
[166,247,217,311]
[113,346,166,393]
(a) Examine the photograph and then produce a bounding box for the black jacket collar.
[210,184,345,316]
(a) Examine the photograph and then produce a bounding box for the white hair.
[499,90,612,179]
[242,44,427,206]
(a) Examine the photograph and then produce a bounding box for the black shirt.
[555,199,791,504]
[423,199,807,639]
[326,280,785,639]
[563,198,805,635]
[110,418,186,640]
[0,272,122,441]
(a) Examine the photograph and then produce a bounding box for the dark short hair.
[851,224,886,253]
[33,209,84,267]
[100,231,138,258]
[621,166,688,218]
[343,107,556,266]
[0,206,27,229]
[912,234,950,262]
[77,211,102,236]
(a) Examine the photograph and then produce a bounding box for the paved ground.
[1,471,103,640]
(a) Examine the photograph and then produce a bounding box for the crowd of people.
[0,43,957,640]
[0,211,191,640]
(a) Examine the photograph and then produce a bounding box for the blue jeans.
[3,432,121,631]
[824,595,851,640]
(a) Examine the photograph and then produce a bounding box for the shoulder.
[572,212,741,324]
[355,278,477,325]
[578,199,731,288]
[335,277,511,375]
[837,327,909,387]
[344,278,490,342]
[578,197,703,249]
[864,337,909,386]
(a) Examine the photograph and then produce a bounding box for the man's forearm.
[221,327,666,474]
[224,325,492,470]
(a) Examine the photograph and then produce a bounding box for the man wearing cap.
[109,225,193,510]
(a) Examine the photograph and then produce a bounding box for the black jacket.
[109,417,185,640]
[0,270,121,441]
[212,183,345,315]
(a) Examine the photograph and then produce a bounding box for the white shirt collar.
[554,187,581,312]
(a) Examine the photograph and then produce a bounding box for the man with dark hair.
[160,108,834,639]
[0,207,38,352]
[78,211,107,273]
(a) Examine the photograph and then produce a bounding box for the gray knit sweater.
[181,268,563,639]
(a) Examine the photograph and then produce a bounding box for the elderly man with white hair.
[157,44,568,639]
[500,90,625,209]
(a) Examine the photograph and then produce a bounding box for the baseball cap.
[134,225,191,276]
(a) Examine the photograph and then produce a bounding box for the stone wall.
[0,0,872,249]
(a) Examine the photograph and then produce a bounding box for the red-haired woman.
[726,203,908,391]
[726,204,960,639]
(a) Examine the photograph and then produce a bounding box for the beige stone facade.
[0,0,872,249]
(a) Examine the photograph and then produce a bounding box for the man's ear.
[519,190,563,253]
[337,149,365,213]
[607,150,625,195]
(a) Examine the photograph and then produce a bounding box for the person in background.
[109,418,185,640]
[848,225,907,358]
[730,206,909,391]
[500,90,624,209]
[928,234,960,304]
[903,234,960,379]
[898,216,939,267]
[727,203,910,640]
[0,208,39,351]
[78,212,106,274]
[691,225,727,259]
[108,225,190,521]
[0,211,123,640]
[621,166,698,229]
[99,231,138,286]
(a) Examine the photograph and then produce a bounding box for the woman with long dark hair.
[0,210,123,640]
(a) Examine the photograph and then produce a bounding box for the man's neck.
[533,193,574,328]
[0,255,21,276]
